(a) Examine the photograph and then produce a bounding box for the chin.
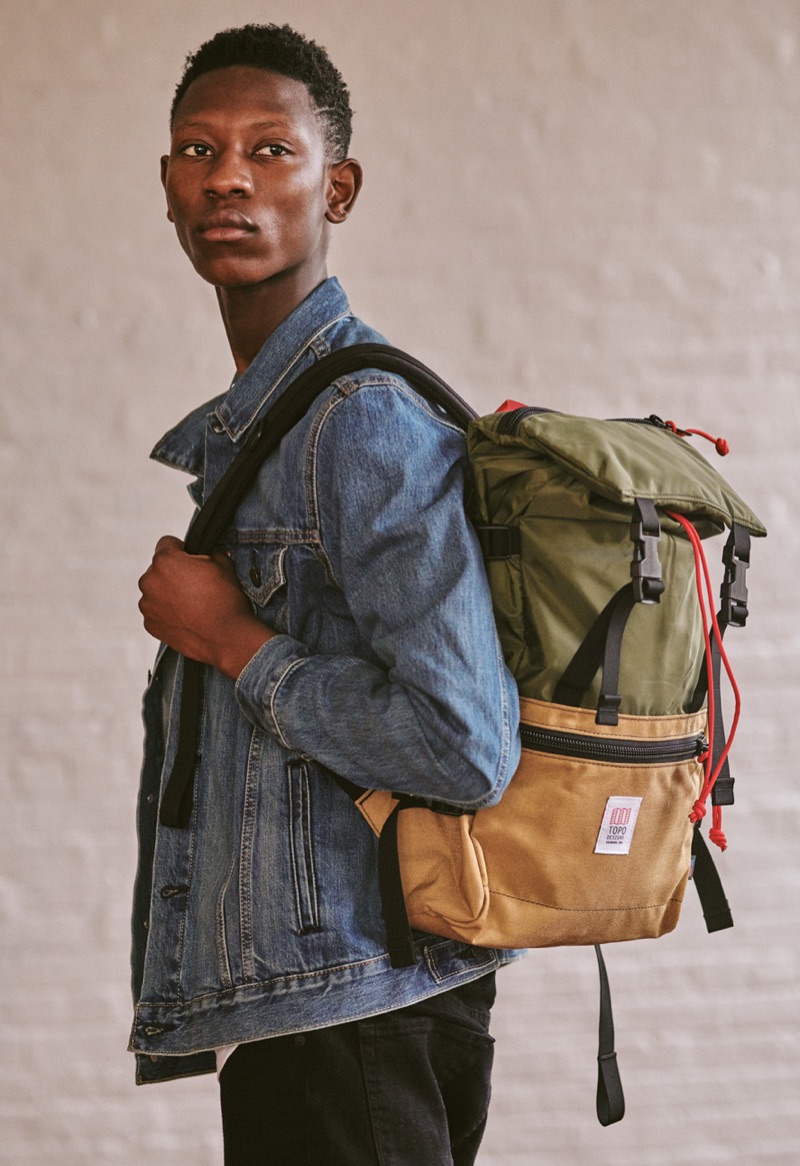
[195,261,272,289]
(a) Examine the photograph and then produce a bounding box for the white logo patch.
[594,796,643,855]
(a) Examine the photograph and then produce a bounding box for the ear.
[160,155,174,223]
[325,158,363,224]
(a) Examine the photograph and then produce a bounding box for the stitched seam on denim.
[424,945,498,983]
[287,764,305,931]
[302,764,320,926]
[268,657,309,750]
[234,530,318,545]
[215,851,236,992]
[239,727,263,982]
[236,544,287,607]
[463,630,515,811]
[134,953,390,1011]
[172,665,204,1003]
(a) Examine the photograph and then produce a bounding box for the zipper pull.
[664,419,729,456]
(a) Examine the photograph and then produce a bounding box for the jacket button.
[250,564,262,587]
[150,1055,159,1063]
[146,793,155,804]
[143,919,148,929]
[209,415,225,434]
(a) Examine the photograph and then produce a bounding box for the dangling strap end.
[597,1051,625,1127]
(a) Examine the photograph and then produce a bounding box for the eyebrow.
[173,118,293,133]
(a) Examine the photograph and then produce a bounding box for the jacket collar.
[215,277,350,439]
[151,277,351,471]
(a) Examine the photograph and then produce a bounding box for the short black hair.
[171,24,353,160]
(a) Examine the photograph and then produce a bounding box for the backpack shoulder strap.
[160,343,473,829]
[184,343,476,556]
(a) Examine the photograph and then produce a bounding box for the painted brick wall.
[2,1,797,1162]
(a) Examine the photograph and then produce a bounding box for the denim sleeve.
[235,380,520,808]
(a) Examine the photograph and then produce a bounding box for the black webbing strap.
[691,825,734,932]
[594,945,625,1126]
[309,769,418,967]
[157,656,204,827]
[159,344,475,828]
[377,801,418,968]
[551,584,636,726]
[708,637,734,807]
[550,497,662,727]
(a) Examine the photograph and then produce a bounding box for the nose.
[204,148,254,199]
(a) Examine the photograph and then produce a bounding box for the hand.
[138,535,274,678]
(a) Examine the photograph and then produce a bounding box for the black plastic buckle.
[474,524,521,560]
[630,499,664,605]
[721,529,750,627]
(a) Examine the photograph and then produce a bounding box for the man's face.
[162,66,336,289]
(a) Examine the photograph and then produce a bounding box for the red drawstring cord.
[664,421,729,457]
[667,511,742,850]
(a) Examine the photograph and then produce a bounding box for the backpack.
[158,344,766,1126]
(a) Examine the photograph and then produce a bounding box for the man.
[133,23,520,1165]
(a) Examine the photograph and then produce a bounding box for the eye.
[179,143,213,157]
[256,143,289,157]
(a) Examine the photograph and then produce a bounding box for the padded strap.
[594,945,625,1126]
[159,344,474,829]
[691,825,734,932]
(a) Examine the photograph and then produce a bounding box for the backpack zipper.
[496,409,669,437]
[496,406,557,434]
[520,723,706,765]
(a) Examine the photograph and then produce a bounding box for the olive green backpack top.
[160,345,766,1127]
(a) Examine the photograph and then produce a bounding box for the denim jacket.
[129,278,521,1084]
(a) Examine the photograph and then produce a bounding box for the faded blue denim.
[129,278,521,1084]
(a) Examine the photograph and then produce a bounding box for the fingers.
[154,534,185,554]
[138,535,188,595]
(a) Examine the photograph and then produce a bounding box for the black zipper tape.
[520,723,706,765]
[496,409,669,438]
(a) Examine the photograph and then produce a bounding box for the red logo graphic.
[610,807,631,827]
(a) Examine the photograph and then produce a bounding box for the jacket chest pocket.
[230,543,289,630]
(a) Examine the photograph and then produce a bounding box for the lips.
[197,210,258,241]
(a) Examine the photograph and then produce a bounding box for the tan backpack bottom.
[356,697,706,949]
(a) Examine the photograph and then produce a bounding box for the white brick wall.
[2,1,797,1161]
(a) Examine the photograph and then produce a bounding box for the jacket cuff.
[234,634,310,748]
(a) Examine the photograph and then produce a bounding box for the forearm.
[235,632,519,808]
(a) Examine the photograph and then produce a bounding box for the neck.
[216,262,329,376]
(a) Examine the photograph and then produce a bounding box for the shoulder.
[313,370,467,482]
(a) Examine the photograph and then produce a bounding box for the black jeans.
[219,971,497,1166]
